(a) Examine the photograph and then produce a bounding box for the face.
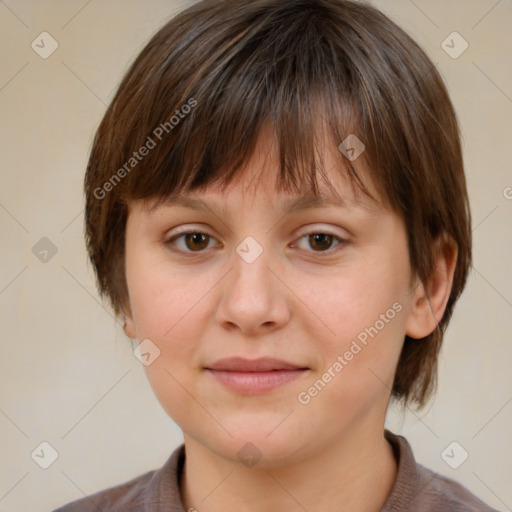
[124,129,418,467]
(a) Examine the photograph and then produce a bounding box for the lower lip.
[206,369,308,394]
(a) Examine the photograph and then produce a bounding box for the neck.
[180,424,398,512]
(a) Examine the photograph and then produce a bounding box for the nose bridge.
[231,233,276,305]
[215,231,289,333]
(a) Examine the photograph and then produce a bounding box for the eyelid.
[295,224,350,239]
[165,226,221,245]
[165,224,217,239]
[291,231,349,256]
[165,225,349,241]
[164,224,351,255]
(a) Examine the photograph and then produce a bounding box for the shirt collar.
[143,430,418,512]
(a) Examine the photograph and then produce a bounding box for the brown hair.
[84,0,471,408]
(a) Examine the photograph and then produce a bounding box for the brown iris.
[308,233,334,252]
[184,233,210,251]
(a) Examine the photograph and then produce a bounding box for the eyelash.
[165,229,349,256]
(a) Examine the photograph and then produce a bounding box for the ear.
[122,301,137,339]
[405,235,458,340]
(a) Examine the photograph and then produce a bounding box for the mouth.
[204,357,309,394]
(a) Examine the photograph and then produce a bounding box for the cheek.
[300,252,409,404]
[315,259,407,346]
[125,251,214,425]
[125,247,210,394]
[128,271,210,370]
[126,245,204,337]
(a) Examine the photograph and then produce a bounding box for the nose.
[214,240,291,336]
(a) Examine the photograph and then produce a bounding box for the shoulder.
[383,430,501,512]
[50,444,186,512]
[51,469,156,512]
[413,462,501,512]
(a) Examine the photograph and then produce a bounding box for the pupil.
[187,233,207,251]
[310,233,332,251]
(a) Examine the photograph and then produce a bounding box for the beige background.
[0,1,510,511]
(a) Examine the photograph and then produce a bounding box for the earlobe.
[405,236,458,340]
[122,302,137,339]
[123,319,136,339]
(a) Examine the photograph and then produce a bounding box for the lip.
[206,357,307,372]
[204,357,309,395]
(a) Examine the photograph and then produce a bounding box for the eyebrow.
[157,194,350,216]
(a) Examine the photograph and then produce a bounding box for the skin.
[123,128,457,512]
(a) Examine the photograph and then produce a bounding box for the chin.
[199,421,312,470]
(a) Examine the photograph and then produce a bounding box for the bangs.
[111,0,383,209]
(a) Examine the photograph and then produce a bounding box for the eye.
[166,231,220,253]
[294,232,348,254]
[165,229,348,255]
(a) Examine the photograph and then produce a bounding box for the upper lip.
[205,357,307,372]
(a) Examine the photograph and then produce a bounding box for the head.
[84,0,471,464]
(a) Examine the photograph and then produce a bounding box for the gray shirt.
[51,430,500,511]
